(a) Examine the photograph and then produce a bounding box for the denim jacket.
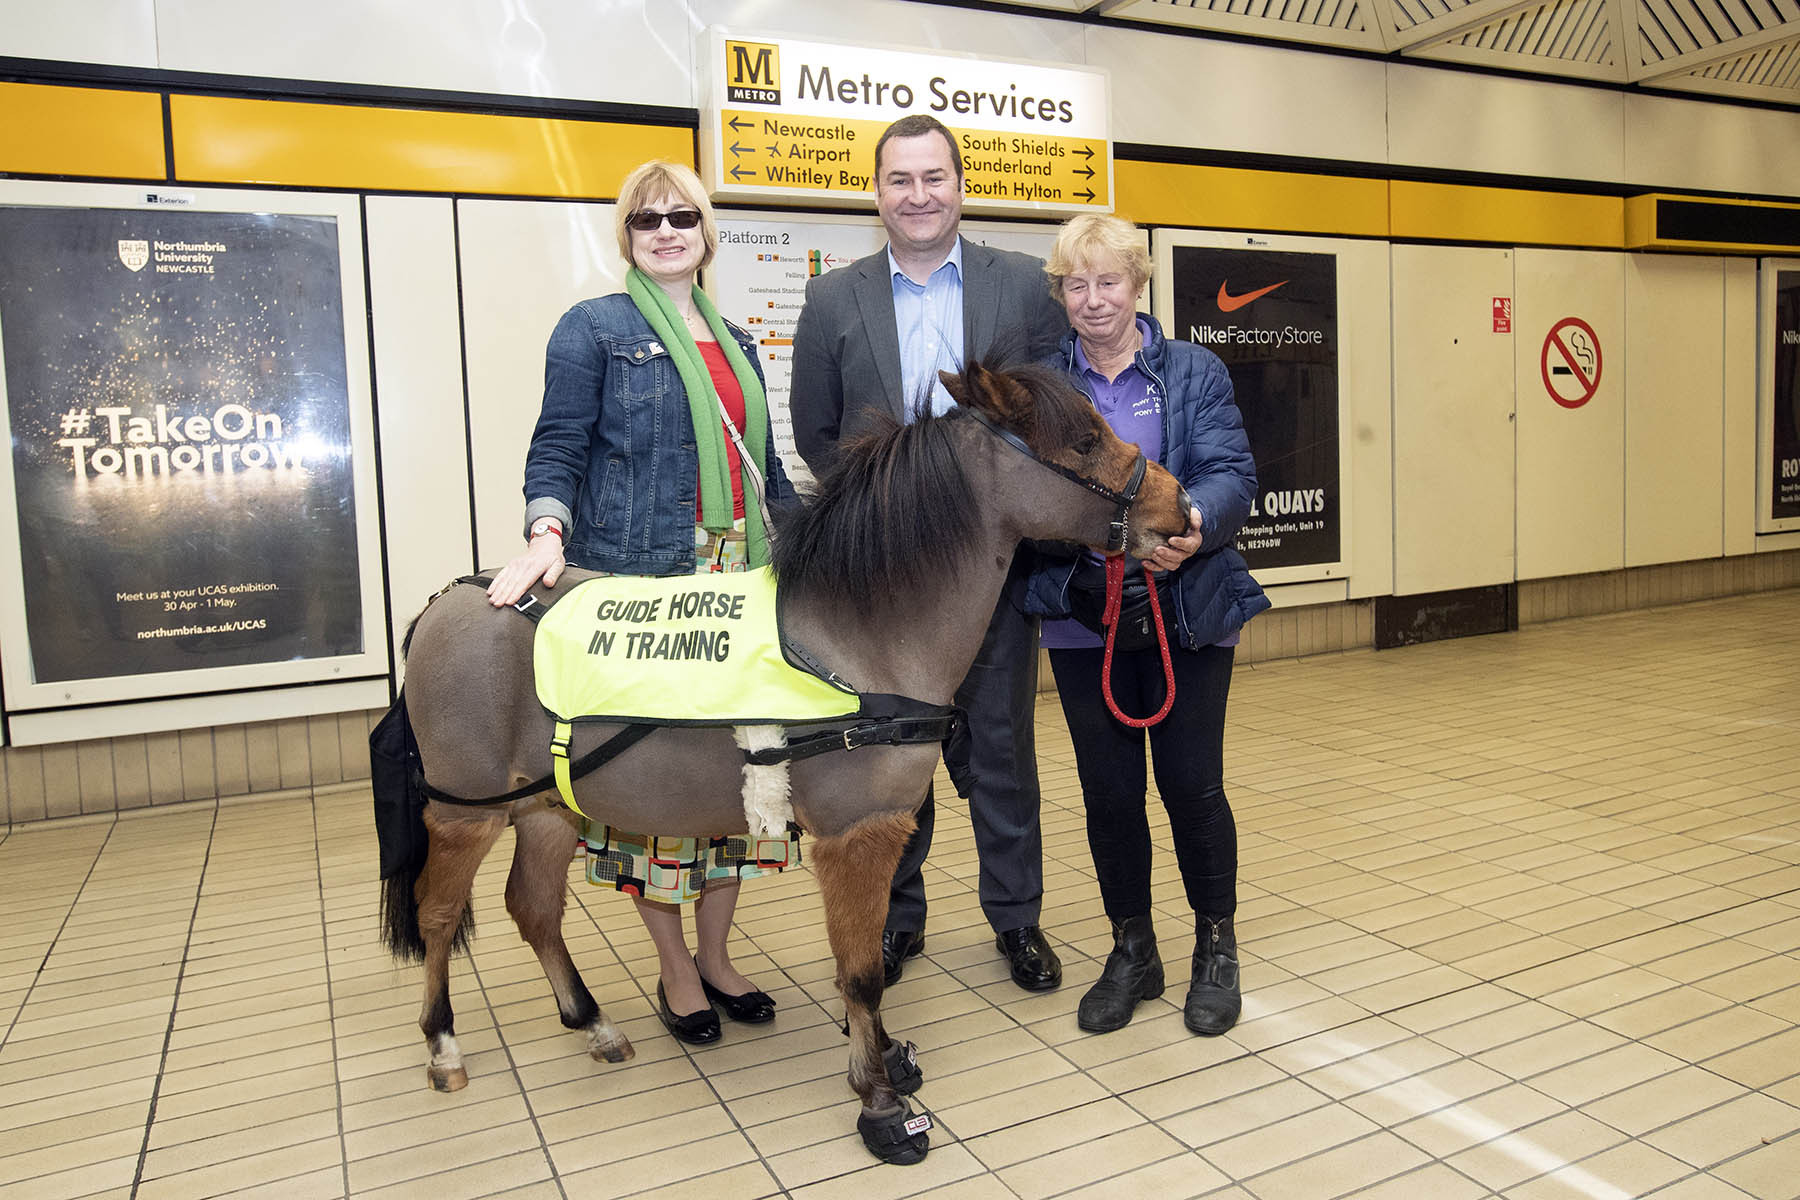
[1025,314,1270,648]
[523,293,794,576]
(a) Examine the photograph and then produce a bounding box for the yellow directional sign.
[718,111,1108,208]
[703,30,1113,216]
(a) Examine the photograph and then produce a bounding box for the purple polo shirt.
[1042,322,1162,651]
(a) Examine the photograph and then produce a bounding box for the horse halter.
[964,408,1148,554]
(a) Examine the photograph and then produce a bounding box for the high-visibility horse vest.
[532,567,860,812]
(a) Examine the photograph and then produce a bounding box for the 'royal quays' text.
[57,402,305,478]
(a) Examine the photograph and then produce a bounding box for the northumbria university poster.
[0,204,365,687]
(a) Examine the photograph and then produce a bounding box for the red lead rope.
[1099,553,1176,728]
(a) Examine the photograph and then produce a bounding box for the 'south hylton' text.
[56,403,304,478]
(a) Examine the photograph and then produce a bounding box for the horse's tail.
[372,691,474,962]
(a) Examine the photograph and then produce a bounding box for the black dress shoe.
[696,959,776,1024]
[995,925,1062,991]
[656,980,721,1045]
[882,929,925,986]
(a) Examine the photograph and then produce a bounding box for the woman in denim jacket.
[1026,214,1269,1039]
[487,161,795,1046]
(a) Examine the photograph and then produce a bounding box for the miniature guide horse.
[383,360,1193,1164]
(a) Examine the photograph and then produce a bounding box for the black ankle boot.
[1077,914,1163,1033]
[1184,915,1241,1036]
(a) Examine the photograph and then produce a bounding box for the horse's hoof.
[428,1065,468,1092]
[883,1040,924,1096]
[857,1102,931,1165]
[589,1035,635,1064]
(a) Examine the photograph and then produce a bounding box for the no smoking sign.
[1541,317,1602,409]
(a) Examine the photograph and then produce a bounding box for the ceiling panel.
[989,0,1799,102]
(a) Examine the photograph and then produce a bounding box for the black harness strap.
[743,713,959,766]
[419,723,657,808]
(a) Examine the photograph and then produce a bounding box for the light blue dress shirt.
[889,240,965,420]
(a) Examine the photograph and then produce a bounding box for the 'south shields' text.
[56,402,306,478]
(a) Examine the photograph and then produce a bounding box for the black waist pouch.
[1066,558,1175,653]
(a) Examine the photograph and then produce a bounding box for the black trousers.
[1048,642,1238,923]
[887,583,1043,933]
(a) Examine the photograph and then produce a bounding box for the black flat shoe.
[656,980,721,1045]
[696,959,776,1024]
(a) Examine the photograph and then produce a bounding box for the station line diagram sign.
[705,211,1057,490]
[699,28,1112,217]
[0,179,389,720]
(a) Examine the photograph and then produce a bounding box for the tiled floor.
[3,588,1799,1200]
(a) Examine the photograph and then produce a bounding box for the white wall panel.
[455,199,627,573]
[1387,65,1626,183]
[0,0,156,64]
[1514,249,1625,580]
[1090,26,1387,162]
[1340,239,1394,600]
[1724,259,1759,556]
[152,0,691,106]
[1625,255,1725,567]
[365,196,472,682]
[1391,245,1516,595]
[1624,96,1800,197]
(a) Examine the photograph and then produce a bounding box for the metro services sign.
[701,29,1112,216]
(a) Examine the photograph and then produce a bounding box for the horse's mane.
[773,360,1097,615]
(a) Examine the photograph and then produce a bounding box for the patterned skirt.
[578,519,800,904]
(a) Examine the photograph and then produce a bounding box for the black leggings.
[1048,643,1238,923]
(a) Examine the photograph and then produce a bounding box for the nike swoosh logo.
[1217,280,1287,312]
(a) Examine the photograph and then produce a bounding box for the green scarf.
[626,268,771,568]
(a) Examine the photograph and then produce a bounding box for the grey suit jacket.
[789,235,1066,473]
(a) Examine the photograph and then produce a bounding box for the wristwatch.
[529,517,563,541]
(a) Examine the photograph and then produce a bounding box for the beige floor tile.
[1447,1109,1628,1191]
[1161,1077,1332,1150]
[1047,1149,1229,1200]
[1505,1141,1692,1198]
[1642,1093,1800,1169]
[562,1131,760,1199]
[135,1137,343,1200]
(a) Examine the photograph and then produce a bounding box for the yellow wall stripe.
[0,83,166,180]
[1391,180,1623,248]
[169,95,691,196]
[1116,160,1389,239]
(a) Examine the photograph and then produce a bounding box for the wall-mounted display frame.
[1152,229,1351,588]
[1758,257,1800,534]
[0,180,389,740]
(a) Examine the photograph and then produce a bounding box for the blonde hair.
[1046,214,1151,302]
[614,160,719,271]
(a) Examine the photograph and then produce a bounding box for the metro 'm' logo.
[727,41,781,105]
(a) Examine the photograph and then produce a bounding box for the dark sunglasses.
[625,209,703,232]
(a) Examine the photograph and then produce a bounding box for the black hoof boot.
[1184,915,1242,1037]
[883,1039,924,1096]
[857,1101,931,1164]
[1077,914,1163,1033]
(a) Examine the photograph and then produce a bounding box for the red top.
[697,340,746,519]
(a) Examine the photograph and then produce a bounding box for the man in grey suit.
[790,114,1068,992]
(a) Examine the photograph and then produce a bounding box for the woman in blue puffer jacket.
[1027,214,1269,1038]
